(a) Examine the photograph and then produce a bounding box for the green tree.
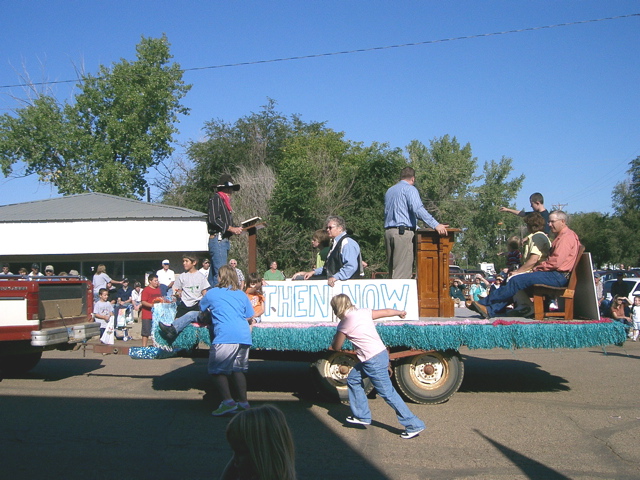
[406,135,480,265]
[0,35,190,198]
[570,212,616,268]
[464,157,524,267]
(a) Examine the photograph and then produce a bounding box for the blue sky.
[1,1,638,214]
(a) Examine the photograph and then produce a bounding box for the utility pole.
[552,203,568,211]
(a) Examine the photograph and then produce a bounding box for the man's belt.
[385,226,416,231]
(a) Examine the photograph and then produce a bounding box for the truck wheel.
[393,350,463,404]
[0,352,43,376]
[313,352,373,404]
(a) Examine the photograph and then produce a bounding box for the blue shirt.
[200,287,254,345]
[313,231,361,280]
[384,180,439,230]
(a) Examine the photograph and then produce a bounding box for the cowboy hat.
[216,174,240,191]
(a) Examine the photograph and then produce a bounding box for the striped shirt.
[384,180,439,230]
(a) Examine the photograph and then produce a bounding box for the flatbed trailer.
[133,230,625,403]
[135,276,626,404]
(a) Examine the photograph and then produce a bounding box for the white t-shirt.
[93,300,113,328]
[173,271,211,307]
[131,289,142,305]
[156,268,175,287]
[337,307,386,362]
[93,272,111,294]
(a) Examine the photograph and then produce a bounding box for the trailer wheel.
[0,352,43,376]
[393,350,463,404]
[313,352,373,404]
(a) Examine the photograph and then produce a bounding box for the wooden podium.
[241,217,266,275]
[416,228,460,318]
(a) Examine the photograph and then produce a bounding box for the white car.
[603,277,640,300]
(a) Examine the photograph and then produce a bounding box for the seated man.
[158,253,211,343]
[473,210,580,319]
[301,216,362,287]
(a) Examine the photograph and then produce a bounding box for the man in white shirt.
[157,259,175,295]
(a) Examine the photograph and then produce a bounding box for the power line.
[1,13,638,90]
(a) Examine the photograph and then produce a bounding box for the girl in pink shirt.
[330,294,425,439]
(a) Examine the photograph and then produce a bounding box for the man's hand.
[303,271,315,280]
[229,226,243,235]
[436,224,449,236]
[327,276,337,287]
[398,310,407,319]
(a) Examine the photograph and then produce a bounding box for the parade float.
[130,229,626,404]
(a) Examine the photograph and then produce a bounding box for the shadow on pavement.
[460,355,570,393]
[0,395,392,479]
[474,429,571,480]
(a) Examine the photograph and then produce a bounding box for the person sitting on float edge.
[158,253,211,344]
[301,215,362,287]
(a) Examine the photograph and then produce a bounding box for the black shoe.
[158,322,178,343]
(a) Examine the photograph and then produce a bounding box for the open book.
[241,216,263,228]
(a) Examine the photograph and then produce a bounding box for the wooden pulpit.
[416,228,460,318]
[241,217,266,274]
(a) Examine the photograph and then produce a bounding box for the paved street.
[0,340,638,479]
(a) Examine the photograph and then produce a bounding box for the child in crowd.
[140,273,163,347]
[221,404,297,480]
[158,253,211,344]
[631,294,640,341]
[505,237,522,272]
[93,288,113,338]
[329,294,425,439]
[245,273,265,323]
[468,275,487,303]
[201,265,255,416]
[131,281,142,320]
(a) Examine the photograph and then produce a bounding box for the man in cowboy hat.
[207,174,243,285]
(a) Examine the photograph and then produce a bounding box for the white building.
[0,193,209,281]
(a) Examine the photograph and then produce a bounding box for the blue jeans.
[348,349,425,433]
[479,271,568,317]
[208,236,230,286]
[172,310,200,334]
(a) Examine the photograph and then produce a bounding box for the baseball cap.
[162,259,170,264]
[45,265,54,272]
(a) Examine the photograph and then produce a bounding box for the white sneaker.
[346,416,371,425]
[400,427,425,439]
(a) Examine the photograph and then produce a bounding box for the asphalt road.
[1,341,638,480]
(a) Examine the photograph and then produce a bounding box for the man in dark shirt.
[610,272,631,298]
[207,174,243,286]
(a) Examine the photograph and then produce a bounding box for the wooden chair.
[532,244,585,321]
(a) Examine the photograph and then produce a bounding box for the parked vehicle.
[603,277,640,300]
[0,275,100,374]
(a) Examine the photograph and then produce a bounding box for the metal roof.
[0,193,206,223]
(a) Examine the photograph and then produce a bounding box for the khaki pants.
[385,228,415,279]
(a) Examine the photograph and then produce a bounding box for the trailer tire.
[393,350,463,404]
[0,352,43,376]
[313,352,373,404]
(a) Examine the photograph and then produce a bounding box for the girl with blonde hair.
[201,264,255,416]
[220,404,296,480]
[329,294,426,439]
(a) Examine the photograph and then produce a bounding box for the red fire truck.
[0,275,100,374]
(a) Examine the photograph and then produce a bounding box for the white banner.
[261,279,419,323]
